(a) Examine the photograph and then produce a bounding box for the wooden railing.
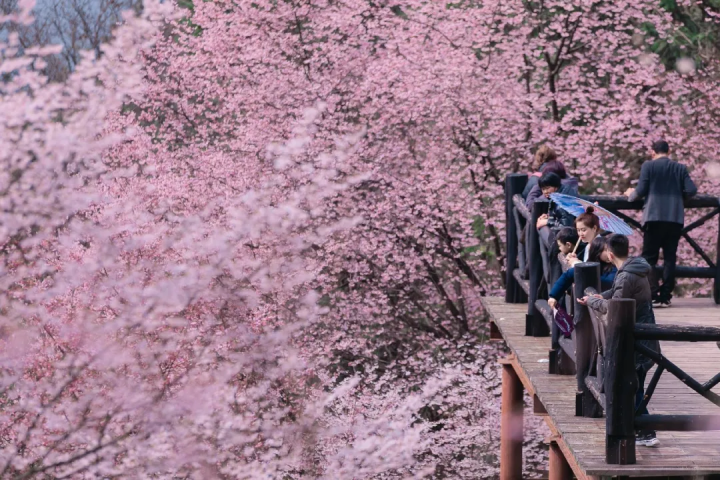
[503,173,720,464]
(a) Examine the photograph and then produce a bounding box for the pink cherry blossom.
[3,0,720,477]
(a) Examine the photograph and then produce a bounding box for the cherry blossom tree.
[0,1,445,476]
[4,0,720,477]
[138,0,720,475]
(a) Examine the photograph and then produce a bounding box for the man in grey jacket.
[580,234,661,447]
[624,140,697,307]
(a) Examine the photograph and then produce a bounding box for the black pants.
[635,367,655,436]
[641,221,683,302]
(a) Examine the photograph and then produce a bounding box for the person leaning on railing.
[531,173,578,232]
[547,235,616,311]
[555,227,584,259]
[567,206,601,266]
[529,172,580,283]
[525,170,579,213]
[578,234,661,448]
[522,144,563,200]
[624,140,697,308]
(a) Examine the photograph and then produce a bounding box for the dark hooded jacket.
[525,176,580,228]
[525,176,579,210]
[587,256,660,371]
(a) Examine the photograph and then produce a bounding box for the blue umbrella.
[549,193,635,235]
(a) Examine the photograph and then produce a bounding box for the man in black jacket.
[624,140,697,307]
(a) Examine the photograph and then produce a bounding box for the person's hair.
[606,234,630,259]
[538,172,562,190]
[556,227,578,246]
[652,140,670,155]
[541,159,567,179]
[588,235,614,274]
[533,144,557,169]
[575,206,600,231]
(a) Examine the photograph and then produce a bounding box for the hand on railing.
[536,213,549,229]
[558,253,570,272]
[566,252,580,267]
[577,294,601,305]
[512,194,532,221]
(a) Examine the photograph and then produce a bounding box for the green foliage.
[176,0,194,10]
[471,216,485,239]
[646,0,720,69]
[176,0,204,37]
[390,5,409,19]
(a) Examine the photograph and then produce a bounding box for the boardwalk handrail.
[603,298,720,464]
[585,286,607,403]
[502,173,720,467]
[505,173,720,308]
[577,288,720,463]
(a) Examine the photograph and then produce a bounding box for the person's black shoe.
[652,299,671,308]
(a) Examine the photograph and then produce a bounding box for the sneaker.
[636,433,660,447]
[652,299,671,308]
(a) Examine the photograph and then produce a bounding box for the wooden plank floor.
[483,296,720,478]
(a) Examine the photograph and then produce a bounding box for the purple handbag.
[553,306,574,338]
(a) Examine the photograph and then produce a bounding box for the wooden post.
[501,363,524,480]
[715,210,720,305]
[549,320,575,375]
[549,278,561,373]
[548,347,558,375]
[605,299,637,465]
[558,347,576,376]
[574,262,602,418]
[547,225,566,373]
[533,394,547,415]
[527,200,550,337]
[505,174,529,304]
[550,311,561,374]
[548,441,573,480]
[550,331,575,375]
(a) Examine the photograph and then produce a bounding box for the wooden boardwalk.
[484,296,720,479]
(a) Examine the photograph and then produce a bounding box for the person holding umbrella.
[547,194,635,266]
[566,206,602,266]
[624,140,697,308]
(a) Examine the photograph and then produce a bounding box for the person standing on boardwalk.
[580,234,661,447]
[624,140,697,308]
